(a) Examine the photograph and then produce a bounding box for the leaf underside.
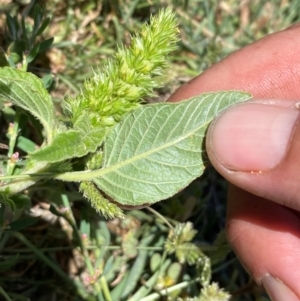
[0,67,55,141]
[93,91,251,206]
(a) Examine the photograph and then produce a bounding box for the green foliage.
[0,8,251,218]
[4,4,53,70]
[6,216,39,232]
[0,67,56,143]
[91,91,250,206]
[0,1,283,300]
[0,189,16,213]
[31,118,107,162]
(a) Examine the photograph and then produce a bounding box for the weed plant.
[0,1,300,300]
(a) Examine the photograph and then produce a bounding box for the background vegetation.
[0,0,299,300]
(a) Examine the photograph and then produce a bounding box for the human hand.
[169,24,300,301]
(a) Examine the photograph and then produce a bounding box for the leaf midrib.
[55,119,211,182]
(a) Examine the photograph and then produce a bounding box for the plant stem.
[100,276,112,301]
[0,286,12,301]
[7,111,20,158]
[146,207,175,235]
[139,278,200,301]
[3,245,162,252]
[60,194,112,301]
[6,110,20,176]
[0,162,50,195]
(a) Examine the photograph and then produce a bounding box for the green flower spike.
[64,7,179,129]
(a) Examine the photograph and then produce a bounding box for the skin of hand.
[168,24,300,300]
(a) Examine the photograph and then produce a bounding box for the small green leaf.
[30,126,106,163]
[32,5,43,36]
[150,253,162,272]
[6,14,18,40]
[167,262,182,281]
[11,194,32,210]
[30,130,82,162]
[16,135,37,153]
[38,37,54,53]
[120,235,153,299]
[0,67,55,142]
[26,43,40,63]
[0,189,16,212]
[0,48,9,67]
[7,216,39,232]
[92,91,251,206]
[41,73,53,89]
[36,17,51,36]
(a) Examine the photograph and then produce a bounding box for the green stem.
[3,245,162,252]
[0,286,12,301]
[6,110,21,176]
[146,207,175,235]
[7,111,20,158]
[60,195,94,274]
[139,278,200,301]
[0,162,50,195]
[100,276,112,301]
[60,194,112,301]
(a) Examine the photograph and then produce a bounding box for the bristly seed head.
[64,8,179,130]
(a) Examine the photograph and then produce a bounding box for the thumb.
[206,99,300,209]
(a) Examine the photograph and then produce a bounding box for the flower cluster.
[64,8,179,129]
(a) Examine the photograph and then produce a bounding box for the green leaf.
[30,130,83,162]
[129,259,172,301]
[0,48,9,67]
[30,117,107,162]
[167,262,182,281]
[6,14,18,40]
[120,235,153,299]
[0,67,55,142]
[36,17,51,36]
[16,135,37,153]
[92,91,251,206]
[7,216,39,232]
[41,73,53,89]
[26,43,40,63]
[150,253,162,272]
[32,5,43,36]
[11,194,32,210]
[0,189,16,212]
[38,37,54,53]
